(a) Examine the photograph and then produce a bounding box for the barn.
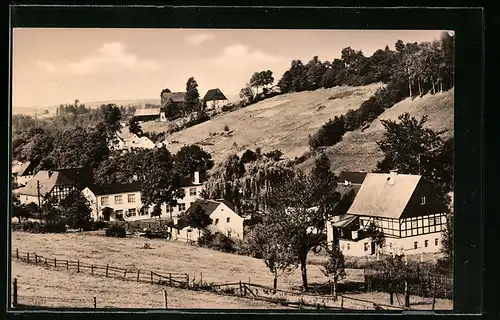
[202,88,228,110]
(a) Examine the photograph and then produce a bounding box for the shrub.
[21,221,44,233]
[264,149,283,161]
[197,229,216,247]
[92,220,108,230]
[241,149,258,163]
[45,220,67,233]
[105,225,126,238]
[211,232,235,253]
[223,124,230,132]
[221,104,236,112]
[308,116,346,150]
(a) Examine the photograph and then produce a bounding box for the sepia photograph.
[10,27,455,311]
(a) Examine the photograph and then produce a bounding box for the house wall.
[93,191,143,221]
[19,194,39,206]
[82,188,98,220]
[171,226,202,243]
[162,184,205,218]
[339,239,368,257]
[209,203,244,240]
[401,178,448,219]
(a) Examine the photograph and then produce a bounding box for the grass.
[299,89,454,174]
[11,232,452,310]
[141,84,383,163]
[11,260,286,309]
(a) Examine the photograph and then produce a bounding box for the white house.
[327,171,449,257]
[82,182,143,221]
[161,171,206,218]
[170,199,244,242]
[12,160,38,187]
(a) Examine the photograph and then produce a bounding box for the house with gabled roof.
[202,88,228,110]
[160,92,185,121]
[170,198,243,242]
[12,160,38,187]
[133,108,160,122]
[82,182,143,221]
[327,171,449,257]
[15,166,93,206]
[161,171,207,218]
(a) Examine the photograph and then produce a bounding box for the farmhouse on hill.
[133,108,160,122]
[170,198,244,243]
[160,92,185,121]
[15,167,94,205]
[327,171,449,257]
[202,88,228,111]
[82,182,143,221]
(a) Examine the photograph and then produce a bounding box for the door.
[371,242,376,255]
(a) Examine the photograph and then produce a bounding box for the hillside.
[142,83,383,164]
[300,88,455,174]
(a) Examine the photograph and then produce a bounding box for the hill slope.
[143,84,383,163]
[300,88,455,174]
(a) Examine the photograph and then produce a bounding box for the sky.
[12,29,445,109]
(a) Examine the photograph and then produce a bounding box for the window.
[227,217,230,223]
[101,197,109,206]
[364,243,369,252]
[128,194,135,203]
[347,244,350,251]
[115,210,124,220]
[189,188,197,196]
[421,196,426,205]
[114,195,123,204]
[215,218,219,225]
[128,208,136,217]
[429,217,435,225]
[389,243,392,249]
[411,220,418,228]
[227,231,231,238]
[435,216,441,224]
[435,238,439,246]
[424,240,429,247]
[166,206,171,213]
[178,203,186,211]
[414,242,418,249]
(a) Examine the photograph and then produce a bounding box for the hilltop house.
[82,182,143,221]
[170,199,244,242]
[202,88,228,111]
[15,167,93,206]
[133,108,160,122]
[160,171,206,218]
[160,92,185,121]
[12,160,38,187]
[326,171,449,257]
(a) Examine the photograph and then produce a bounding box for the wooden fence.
[13,248,189,288]
[12,248,410,311]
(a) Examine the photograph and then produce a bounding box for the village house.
[82,182,143,221]
[160,171,206,218]
[327,171,449,257]
[202,88,228,111]
[160,92,185,121]
[15,167,93,206]
[12,160,38,187]
[170,199,244,242]
[133,108,160,122]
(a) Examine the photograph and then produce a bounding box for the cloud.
[184,33,216,46]
[37,42,163,76]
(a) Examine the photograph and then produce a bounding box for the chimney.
[388,170,398,185]
[351,230,359,240]
[389,169,398,177]
[193,171,200,185]
[344,180,350,186]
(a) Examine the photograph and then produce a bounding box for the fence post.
[239,281,243,297]
[200,272,203,285]
[404,280,410,308]
[432,277,437,310]
[169,273,172,285]
[124,270,127,279]
[77,260,80,273]
[137,270,140,282]
[45,257,48,266]
[12,278,18,308]
[93,297,97,308]
[151,271,153,284]
[27,252,29,263]
[66,260,69,270]
[34,253,37,265]
[106,264,109,277]
[91,265,94,275]
[54,258,57,268]
[186,274,189,289]
[164,290,168,309]
[341,296,344,309]
[16,249,19,260]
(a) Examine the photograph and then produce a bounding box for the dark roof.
[202,89,228,102]
[185,199,238,216]
[17,167,93,197]
[347,173,422,219]
[338,171,367,185]
[86,182,142,196]
[331,214,358,228]
[161,92,185,108]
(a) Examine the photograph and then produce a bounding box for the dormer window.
[420,196,426,205]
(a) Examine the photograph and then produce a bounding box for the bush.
[92,220,108,230]
[241,149,258,163]
[45,220,67,233]
[223,124,230,132]
[308,116,346,150]
[105,225,126,238]
[211,232,235,253]
[221,104,236,112]
[21,221,44,233]
[197,229,216,247]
